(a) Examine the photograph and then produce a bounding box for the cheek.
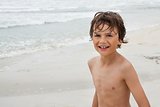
[92,39,98,45]
[110,39,120,46]
[92,40,99,50]
[93,41,98,49]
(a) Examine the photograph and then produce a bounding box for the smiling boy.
[88,11,150,107]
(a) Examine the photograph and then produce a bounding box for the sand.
[0,25,160,107]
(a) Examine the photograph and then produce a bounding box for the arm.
[124,64,150,107]
[92,91,98,107]
[88,58,98,107]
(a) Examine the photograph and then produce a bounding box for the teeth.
[99,46,108,49]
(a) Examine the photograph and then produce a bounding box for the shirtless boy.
[88,11,150,107]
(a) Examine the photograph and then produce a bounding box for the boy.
[88,11,150,107]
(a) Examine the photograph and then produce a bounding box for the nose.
[99,36,107,43]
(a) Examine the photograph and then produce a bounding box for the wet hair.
[89,11,127,48]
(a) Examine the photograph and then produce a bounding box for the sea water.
[0,0,160,58]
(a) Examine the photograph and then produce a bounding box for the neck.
[100,51,119,66]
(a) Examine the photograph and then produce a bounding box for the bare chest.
[92,66,125,93]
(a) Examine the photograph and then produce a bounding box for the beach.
[0,0,160,107]
[0,23,160,107]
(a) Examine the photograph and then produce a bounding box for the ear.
[117,39,122,48]
[119,39,122,44]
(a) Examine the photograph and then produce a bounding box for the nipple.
[112,87,115,90]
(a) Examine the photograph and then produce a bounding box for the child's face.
[92,24,121,56]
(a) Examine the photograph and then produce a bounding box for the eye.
[94,34,101,37]
[106,34,113,37]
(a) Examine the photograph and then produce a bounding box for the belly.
[97,89,130,107]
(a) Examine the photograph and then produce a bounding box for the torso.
[90,56,131,107]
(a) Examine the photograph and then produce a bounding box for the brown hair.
[89,11,127,48]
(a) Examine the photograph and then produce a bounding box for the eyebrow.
[93,31,113,35]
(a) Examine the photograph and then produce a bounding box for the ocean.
[0,0,160,58]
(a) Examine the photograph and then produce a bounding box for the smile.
[98,45,110,49]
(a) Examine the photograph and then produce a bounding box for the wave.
[0,21,60,29]
[0,6,96,14]
[0,36,90,59]
[0,0,159,13]
[0,17,90,29]
[0,7,96,29]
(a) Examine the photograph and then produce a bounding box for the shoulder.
[118,55,135,74]
[122,59,134,71]
[120,57,138,79]
[88,56,99,65]
[88,56,99,72]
